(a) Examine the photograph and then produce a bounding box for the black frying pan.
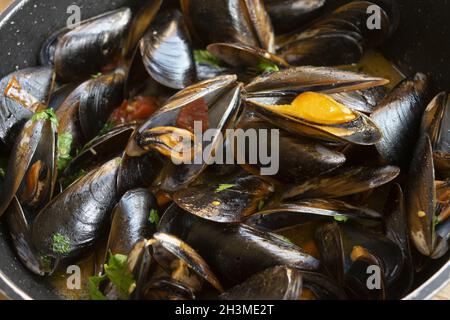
[0,0,449,300]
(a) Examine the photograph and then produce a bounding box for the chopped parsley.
[434,216,440,227]
[216,184,236,192]
[334,215,349,223]
[148,209,159,225]
[57,132,73,172]
[89,252,135,300]
[257,199,265,211]
[194,50,220,67]
[52,233,70,254]
[99,121,115,135]
[91,72,103,79]
[32,108,59,128]
[257,60,279,73]
[88,275,107,300]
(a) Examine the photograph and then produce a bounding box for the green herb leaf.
[216,184,236,192]
[257,199,265,211]
[100,121,115,135]
[52,233,70,254]
[57,132,73,172]
[91,72,103,79]
[88,275,108,300]
[194,50,220,67]
[104,252,135,300]
[434,216,440,227]
[32,108,59,128]
[257,60,279,73]
[334,215,349,223]
[149,209,159,225]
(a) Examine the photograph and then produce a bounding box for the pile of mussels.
[0,0,448,300]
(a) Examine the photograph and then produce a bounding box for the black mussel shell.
[106,189,157,256]
[30,158,120,262]
[53,8,132,82]
[283,165,400,201]
[219,266,302,300]
[0,117,56,218]
[265,0,325,34]
[140,9,196,89]
[0,67,54,145]
[371,73,429,167]
[173,174,274,223]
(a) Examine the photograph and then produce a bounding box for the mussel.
[126,75,243,192]
[277,1,392,66]
[405,136,450,258]
[181,0,275,52]
[106,189,158,256]
[139,9,197,89]
[0,110,57,218]
[371,73,429,167]
[265,0,326,34]
[30,158,120,263]
[0,67,54,145]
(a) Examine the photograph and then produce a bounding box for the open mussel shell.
[181,0,274,52]
[0,67,55,145]
[316,222,403,288]
[245,199,382,231]
[405,136,436,256]
[421,92,450,178]
[153,232,224,292]
[371,73,429,167]
[0,116,57,218]
[207,43,288,69]
[106,189,157,256]
[6,196,55,276]
[244,66,389,98]
[30,158,120,262]
[384,184,414,298]
[282,165,400,201]
[279,33,364,67]
[139,9,196,89]
[237,120,346,183]
[130,75,243,191]
[247,97,382,145]
[133,75,238,143]
[277,1,391,66]
[265,0,325,34]
[57,70,125,152]
[52,8,132,82]
[173,174,274,223]
[220,266,302,300]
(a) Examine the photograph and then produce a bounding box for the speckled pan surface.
[0,0,449,300]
